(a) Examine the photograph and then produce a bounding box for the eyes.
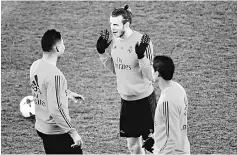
[110,23,119,26]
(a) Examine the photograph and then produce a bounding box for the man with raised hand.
[30,29,84,154]
[96,4,157,154]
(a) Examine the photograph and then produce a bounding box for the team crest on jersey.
[128,46,132,53]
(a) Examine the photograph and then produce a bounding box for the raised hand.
[135,34,150,59]
[96,29,111,54]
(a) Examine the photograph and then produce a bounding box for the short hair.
[111,4,132,24]
[153,55,175,81]
[41,29,61,52]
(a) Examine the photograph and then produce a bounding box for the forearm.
[139,57,153,81]
[49,105,80,139]
[99,53,116,74]
[68,128,81,142]
[47,75,81,141]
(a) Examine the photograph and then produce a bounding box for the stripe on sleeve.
[145,44,152,61]
[55,75,72,128]
[160,101,170,153]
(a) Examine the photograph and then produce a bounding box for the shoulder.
[173,81,186,95]
[158,95,179,115]
[48,67,64,78]
[30,59,41,75]
[164,82,187,106]
[30,59,40,70]
[31,59,40,66]
[132,31,153,45]
[46,72,66,88]
[44,65,65,83]
[159,93,172,105]
[133,31,143,39]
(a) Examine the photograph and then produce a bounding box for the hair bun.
[124,4,132,12]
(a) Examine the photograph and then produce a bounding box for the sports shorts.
[120,91,157,139]
[36,130,83,154]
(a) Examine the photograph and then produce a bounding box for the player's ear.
[56,46,59,52]
[124,21,129,29]
[152,70,159,82]
[157,72,161,77]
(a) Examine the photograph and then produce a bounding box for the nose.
[110,24,115,31]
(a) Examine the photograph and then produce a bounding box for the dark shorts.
[120,91,157,139]
[37,130,83,154]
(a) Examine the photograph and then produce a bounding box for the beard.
[118,30,125,38]
[113,30,125,38]
[112,25,125,38]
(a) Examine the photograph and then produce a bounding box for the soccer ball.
[20,95,35,118]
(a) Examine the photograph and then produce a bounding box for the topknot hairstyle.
[123,4,132,12]
[111,4,132,24]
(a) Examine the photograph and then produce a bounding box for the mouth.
[113,31,118,35]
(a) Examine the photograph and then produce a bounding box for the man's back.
[154,81,190,154]
[30,59,70,134]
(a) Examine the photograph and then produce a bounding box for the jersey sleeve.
[145,40,153,62]
[46,74,81,142]
[158,100,181,154]
[138,40,154,81]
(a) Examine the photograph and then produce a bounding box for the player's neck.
[159,80,173,92]
[121,28,133,40]
[42,52,58,66]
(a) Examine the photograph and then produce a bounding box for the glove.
[96,29,111,54]
[135,34,150,59]
[142,137,154,153]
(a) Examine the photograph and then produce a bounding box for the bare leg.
[127,136,145,154]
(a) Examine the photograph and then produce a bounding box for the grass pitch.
[1,1,237,154]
